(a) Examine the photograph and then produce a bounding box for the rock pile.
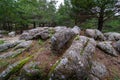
[0,27,120,80]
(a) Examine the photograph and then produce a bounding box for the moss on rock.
[0,56,32,80]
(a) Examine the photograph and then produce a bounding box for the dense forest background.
[0,0,120,32]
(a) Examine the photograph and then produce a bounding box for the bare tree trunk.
[33,22,36,28]
[98,10,104,31]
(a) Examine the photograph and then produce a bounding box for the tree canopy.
[0,0,120,32]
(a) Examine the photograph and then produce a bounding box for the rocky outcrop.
[54,26,67,32]
[90,61,108,80]
[113,40,120,53]
[0,41,20,52]
[97,41,118,57]
[49,36,107,80]
[104,32,120,41]
[72,26,81,35]
[51,28,76,54]
[85,29,105,41]
[0,49,25,59]
[0,34,3,38]
[33,30,49,40]
[0,56,32,80]
[8,31,16,37]
[14,41,32,50]
[19,27,53,40]
[20,62,41,80]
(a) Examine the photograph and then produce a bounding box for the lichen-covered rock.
[8,31,16,37]
[51,28,76,54]
[54,26,67,32]
[90,61,108,80]
[20,62,41,80]
[0,34,3,38]
[0,41,20,52]
[49,36,97,80]
[0,56,32,80]
[14,41,32,50]
[113,40,120,53]
[20,27,51,40]
[0,49,25,59]
[85,29,105,41]
[72,26,81,35]
[97,41,118,57]
[33,30,49,40]
[19,32,33,40]
[104,32,120,41]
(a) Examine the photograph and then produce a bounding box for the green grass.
[0,40,4,45]
[38,39,44,45]
[114,76,120,80]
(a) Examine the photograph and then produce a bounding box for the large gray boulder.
[49,36,107,80]
[113,40,120,53]
[8,31,16,37]
[14,41,32,50]
[54,26,67,32]
[104,32,120,41]
[72,26,81,35]
[85,29,105,41]
[20,62,41,80]
[90,61,108,80]
[0,34,3,38]
[0,49,25,59]
[0,41,20,52]
[33,30,49,40]
[20,27,51,40]
[97,41,118,57]
[51,28,76,54]
[19,32,33,40]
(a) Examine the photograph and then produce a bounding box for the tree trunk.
[98,10,104,31]
[33,22,36,28]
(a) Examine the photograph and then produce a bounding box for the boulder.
[54,26,67,32]
[72,26,81,35]
[0,41,20,52]
[20,27,51,40]
[8,31,16,37]
[51,28,76,54]
[85,29,105,41]
[0,49,25,59]
[33,30,49,40]
[0,56,32,80]
[112,40,120,53]
[20,62,41,80]
[14,41,32,50]
[97,41,118,57]
[104,32,120,41]
[90,61,108,80]
[19,32,33,40]
[49,36,101,80]
[0,34,3,38]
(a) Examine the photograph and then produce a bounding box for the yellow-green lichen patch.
[48,59,61,79]
[80,39,89,55]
